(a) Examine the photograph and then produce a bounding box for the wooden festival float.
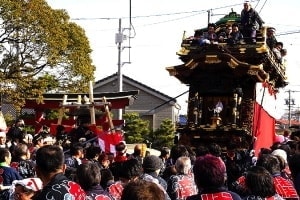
[166,10,288,153]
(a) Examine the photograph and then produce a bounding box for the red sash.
[266,197,275,200]
[107,181,124,200]
[201,192,233,200]
[94,195,112,200]
[176,176,197,198]
[273,176,299,198]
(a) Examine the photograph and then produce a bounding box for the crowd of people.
[194,1,262,46]
[1,116,300,200]
[0,4,292,200]
[190,0,287,66]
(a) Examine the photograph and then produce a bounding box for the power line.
[136,12,206,27]
[257,0,268,14]
[68,0,300,38]
[71,1,253,25]
[69,1,300,38]
[277,30,300,36]
[129,1,247,19]
[71,2,244,21]
[141,90,189,117]
[72,17,119,20]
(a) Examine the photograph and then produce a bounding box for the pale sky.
[46,0,300,115]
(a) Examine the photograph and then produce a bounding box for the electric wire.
[71,1,299,111]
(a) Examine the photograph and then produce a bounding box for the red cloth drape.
[252,102,275,156]
[97,130,124,153]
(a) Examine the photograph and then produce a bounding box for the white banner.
[0,111,7,131]
[255,83,282,120]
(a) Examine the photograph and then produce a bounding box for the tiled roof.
[95,73,177,103]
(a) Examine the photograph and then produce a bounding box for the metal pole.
[288,90,291,127]
[117,18,123,120]
[207,9,211,24]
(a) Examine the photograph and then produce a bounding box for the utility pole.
[207,9,211,24]
[115,18,131,120]
[288,90,292,127]
[115,19,123,120]
[285,90,295,127]
[117,19,123,93]
[115,1,133,120]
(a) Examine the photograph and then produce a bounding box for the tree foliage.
[151,118,175,148]
[123,112,150,144]
[123,112,175,148]
[0,0,95,110]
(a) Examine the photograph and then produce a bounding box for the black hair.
[245,166,276,198]
[232,23,239,28]
[0,148,10,162]
[35,145,64,174]
[208,23,216,28]
[85,146,102,160]
[69,143,84,156]
[195,145,209,157]
[256,154,281,175]
[289,153,300,181]
[115,142,126,152]
[119,159,143,180]
[208,143,222,157]
[11,143,28,161]
[100,168,114,189]
[170,145,189,162]
[276,42,283,47]
[76,162,101,190]
[160,147,170,157]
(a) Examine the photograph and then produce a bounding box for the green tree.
[123,112,150,144]
[0,0,95,110]
[151,118,175,149]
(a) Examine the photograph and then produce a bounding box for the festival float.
[166,10,287,154]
